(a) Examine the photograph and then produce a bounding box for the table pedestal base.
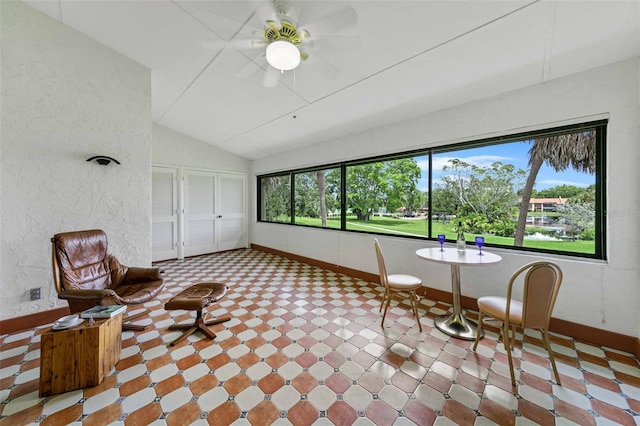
[434,313,483,341]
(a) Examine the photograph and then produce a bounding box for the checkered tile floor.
[1,248,639,425]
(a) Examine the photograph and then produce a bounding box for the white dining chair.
[374,238,423,332]
[472,261,563,386]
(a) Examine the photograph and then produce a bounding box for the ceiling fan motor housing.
[265,21,303,45]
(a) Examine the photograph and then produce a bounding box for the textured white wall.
[153,124,250,173]
[1,1,152,319]
[252,59,640,338]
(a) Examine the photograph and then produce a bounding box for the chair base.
[168,310,231,346]
[122,310,150,331]
[435,313,482,341]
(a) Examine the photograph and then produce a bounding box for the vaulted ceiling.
[25,0,640,160]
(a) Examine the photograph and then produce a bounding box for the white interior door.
[184,170,217,257]
[218,173,247,251]
[152,167,178,261]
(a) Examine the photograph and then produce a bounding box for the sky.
[415,140,595,192]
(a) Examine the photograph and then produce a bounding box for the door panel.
[184,171,217,257]
[152,167,178,261]
[218,174,247,251]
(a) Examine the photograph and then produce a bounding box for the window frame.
[257,120,607,260]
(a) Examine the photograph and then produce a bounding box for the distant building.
[528,197,567,212]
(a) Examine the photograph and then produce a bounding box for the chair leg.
[121,309,150,331]
[122,323,147,331]
[541,329,561,385]
[169,310,231,346]
[380,287,389,313]
[504,322,516,386]
[381,291,392,328]
[472,311,484,351]
[124,310,148,322]
[410,291,422,332]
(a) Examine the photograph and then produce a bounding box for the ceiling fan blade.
[236,53,267,79]
[202,37,265,51]
[262,66,281,88]
[306,52,340,80]
[299,5,358,36]
[304,36,362,53]
[266,20,280,32]
[176,3,256,41]
[251,1,280,29]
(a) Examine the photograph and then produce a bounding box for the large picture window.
[258,121,606,259]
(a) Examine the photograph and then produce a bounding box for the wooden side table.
[39,313,122,397]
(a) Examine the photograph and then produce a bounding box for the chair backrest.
[51,229,127,293]
[508,261,562,330]
[374,239,389,288]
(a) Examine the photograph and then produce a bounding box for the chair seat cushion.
[477,296,523,325]
[165,282,228,311]
[387,274,422,290]
[106,280,165,305]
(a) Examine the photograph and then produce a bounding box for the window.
[345,155,429,237]
[258,121,606,259]
[293,168,341,229]
[259,174,291,223]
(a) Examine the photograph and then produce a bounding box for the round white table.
[416,247,502,340]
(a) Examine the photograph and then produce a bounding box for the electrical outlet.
[29,288,41,301]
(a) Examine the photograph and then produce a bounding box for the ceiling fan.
[237,0,362,86]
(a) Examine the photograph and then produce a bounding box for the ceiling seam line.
[155,50,225,123]
[158,2,261,122]
[307,0,542,106]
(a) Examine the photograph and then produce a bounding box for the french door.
[152,167,247,261]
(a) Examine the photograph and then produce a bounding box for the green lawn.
[292,216,594,254]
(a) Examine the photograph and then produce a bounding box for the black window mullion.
[595,123,606,260]
[427,151,433,238]
[340,165,347,230]
[290,172,295,224]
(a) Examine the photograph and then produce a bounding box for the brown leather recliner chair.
[51,229,165,331]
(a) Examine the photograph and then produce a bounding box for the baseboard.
[252,244,640,358]
[0,306,70,336]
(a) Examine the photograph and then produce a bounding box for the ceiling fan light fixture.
[266,40,300,72]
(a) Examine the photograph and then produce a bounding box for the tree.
[570,184,595,203]
[514,131,596,246]
[293,169,339,226]
[440,159,525,221]
[385,159,422,215]
[262,175,290,221]
[346,158,421,220]
[431,186,457,216]
[556,200,595,240]
[533,184,585,199]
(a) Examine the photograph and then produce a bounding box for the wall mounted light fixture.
[86,155,120,166]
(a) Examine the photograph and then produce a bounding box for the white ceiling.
[25,0,640,160]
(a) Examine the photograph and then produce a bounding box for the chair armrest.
[124,267,163,284]
[58,289,115,301]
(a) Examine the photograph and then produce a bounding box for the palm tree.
[514,131,596,246]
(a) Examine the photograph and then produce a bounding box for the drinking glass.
[437,234,446,251]
[475,236,485,255]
